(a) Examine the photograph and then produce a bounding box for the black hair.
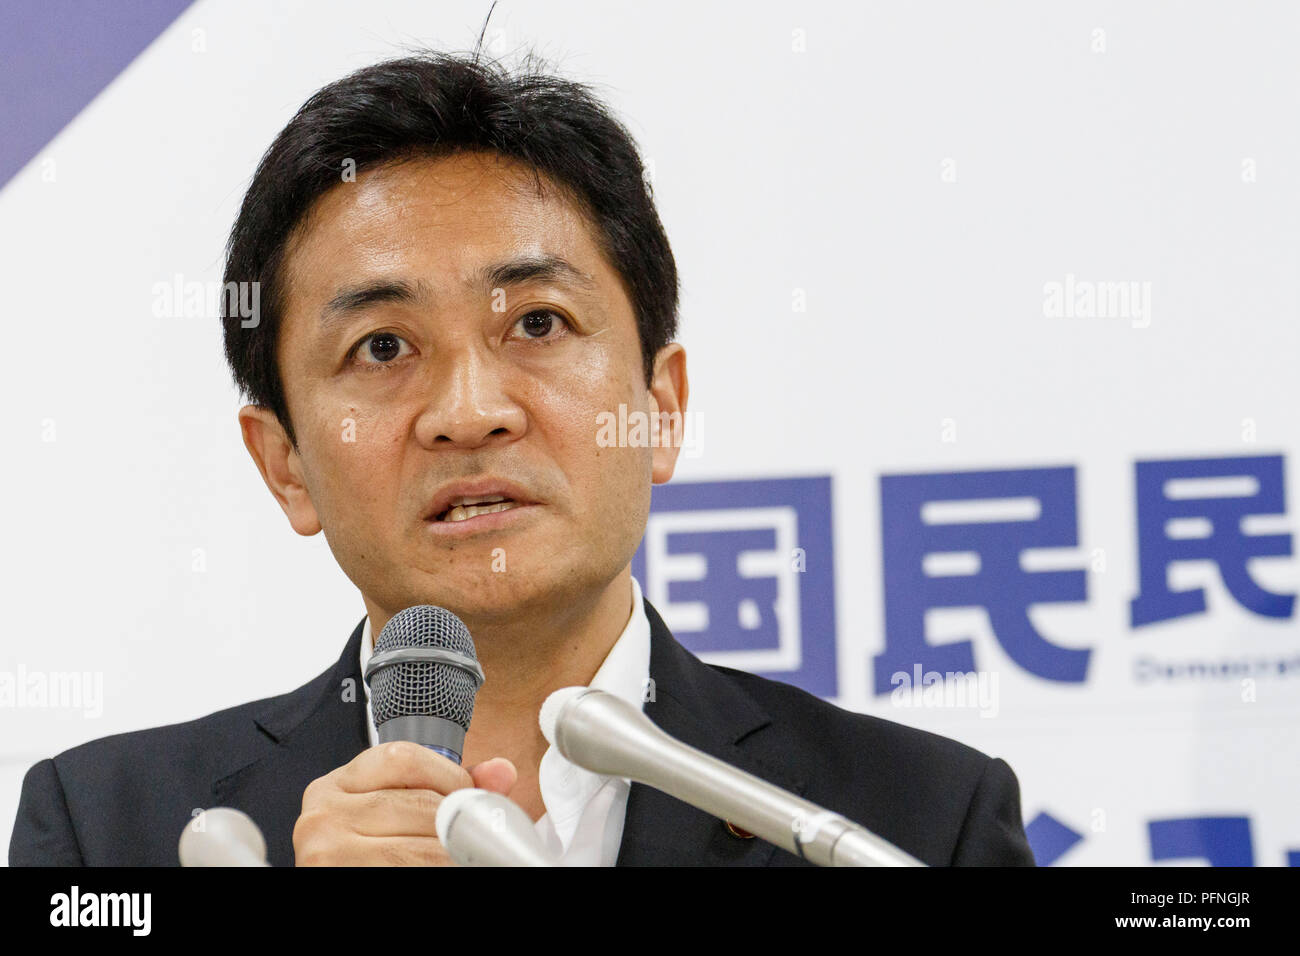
[220,48,678,447]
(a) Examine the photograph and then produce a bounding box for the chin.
[415,575,550,617]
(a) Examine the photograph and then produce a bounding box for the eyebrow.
[320,279,427,330]
[318,254,598,331]
[476,253,598,293]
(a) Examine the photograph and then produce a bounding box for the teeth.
[452,495,507,508]
[443,500,518,523]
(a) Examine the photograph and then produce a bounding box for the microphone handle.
[378,715,466,763]
[557,693,924,867]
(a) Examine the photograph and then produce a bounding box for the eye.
[350,331,412,366]
[512,309,570,341]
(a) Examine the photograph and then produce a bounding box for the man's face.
[249,150,684,629]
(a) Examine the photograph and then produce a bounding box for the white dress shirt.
[358,575,652,866]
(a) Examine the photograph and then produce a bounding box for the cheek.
[532,359,652,532]
[548,326,646,426]
[299,400,409,527]
[534,349,642,460]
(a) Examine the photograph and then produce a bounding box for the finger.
[333,741,473,795]
[338,788,449,837]
[469,757,518,796]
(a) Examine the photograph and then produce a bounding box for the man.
[10,50,1035,867]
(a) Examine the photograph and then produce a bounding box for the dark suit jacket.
[9,599,1035,866]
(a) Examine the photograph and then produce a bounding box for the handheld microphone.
[364,605,486,763]
[540,687,925,867]
[435,789,558,867]
[178,807,269,867]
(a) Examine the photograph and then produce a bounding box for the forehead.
[280,150,614,311]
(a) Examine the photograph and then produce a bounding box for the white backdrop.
[2,0,1297,865]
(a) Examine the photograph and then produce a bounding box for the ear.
[237,405,322,536]
[647,343,689,485]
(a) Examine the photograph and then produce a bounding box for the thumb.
[468,756,517,796]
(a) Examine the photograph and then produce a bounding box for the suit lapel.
[210,619,370,867]
[616,599,808,866]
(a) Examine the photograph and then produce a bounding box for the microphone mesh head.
[369,606,480,730]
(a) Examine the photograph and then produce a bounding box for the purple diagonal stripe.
[0,0,195,189]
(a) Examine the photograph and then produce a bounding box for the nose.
[413,344,527,449]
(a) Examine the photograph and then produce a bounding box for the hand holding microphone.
[292,743,517,866]
[294,605,518,866]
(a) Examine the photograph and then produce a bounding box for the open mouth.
[434,496,524,523]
